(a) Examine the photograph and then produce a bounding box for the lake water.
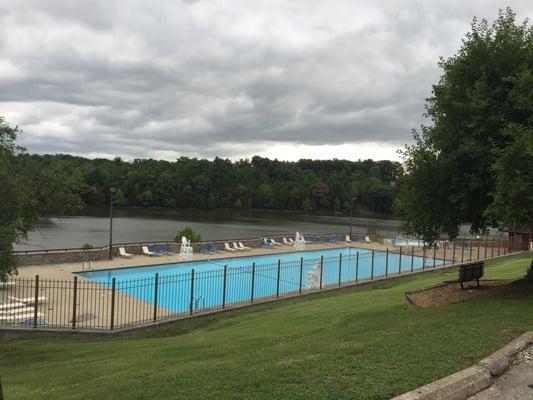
[17,208,405,251]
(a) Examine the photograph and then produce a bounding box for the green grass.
[1,253,532,399]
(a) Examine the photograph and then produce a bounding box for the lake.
[16,208,406,251]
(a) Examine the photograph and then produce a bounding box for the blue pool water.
[78,247,445,316]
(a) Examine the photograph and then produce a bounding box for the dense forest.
[18,154,403,215]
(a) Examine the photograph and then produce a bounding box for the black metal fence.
[1,236,524,332]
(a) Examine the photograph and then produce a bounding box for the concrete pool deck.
[15,241,391,280]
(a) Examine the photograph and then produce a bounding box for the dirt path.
[469,346,533,399]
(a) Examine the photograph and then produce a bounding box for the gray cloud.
[1,0,532,160]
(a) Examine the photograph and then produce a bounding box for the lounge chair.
[0,302,25,311]
[200,243,210,254]
[282,237,292,245]
[261,238,273,248]
[224,242,237,252]
[329,235,339,243]
[159,244,173,255]
[232,242,246,251]
[238,242,251,250]
[270,238,283,246]
[365,236,372,243]
[9,296,47,305]
[119,247,133,258]
[345,235,352,242]
[0,281,15,290]
[209,242,219,253]
[142,246,158,257]
[288,238,295,244]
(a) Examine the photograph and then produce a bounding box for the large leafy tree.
[0,118,86,280]
[398,8,532,243]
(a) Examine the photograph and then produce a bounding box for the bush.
[81,242,94,250]
[175,227,202,243]
[526,259,533,285]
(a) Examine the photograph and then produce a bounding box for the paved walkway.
[470,346,533,399]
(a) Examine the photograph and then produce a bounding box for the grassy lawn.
[1,253,532,399]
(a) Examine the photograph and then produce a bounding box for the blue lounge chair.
[329,234,339,243]
[200,243,209,254]
[357,234,365,243]
[209,242,219,253]
[159,244,173,255]
[261,238,273,248]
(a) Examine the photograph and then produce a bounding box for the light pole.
[109,187,116,259]
[349,197,356,238]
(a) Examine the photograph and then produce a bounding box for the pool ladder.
[193,296,205,310]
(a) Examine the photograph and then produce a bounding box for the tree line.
[17,153,403,215]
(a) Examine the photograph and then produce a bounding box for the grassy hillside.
[1,253,531,399]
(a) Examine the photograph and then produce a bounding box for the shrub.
[175,227,202,243]
[81,242,94,250]
[526,259,533,285]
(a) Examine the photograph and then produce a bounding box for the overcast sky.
[1,1,532,162]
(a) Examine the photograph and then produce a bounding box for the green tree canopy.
[398,8,533,243]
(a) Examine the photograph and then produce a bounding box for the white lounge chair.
[345,235,352,242]
[0,281,15,290]
[232,242,245,251]
[8,296,47,305]
[282,237,292,245]
[142,246,158,257]
[365,236,372,243]
[119,247,133,258]
[0,302,25,311]
[270,239,283,246]
[288,238,295,244]
[238,242,251,250]
[224,242,237,252]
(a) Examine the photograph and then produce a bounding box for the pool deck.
[16,241,390,280]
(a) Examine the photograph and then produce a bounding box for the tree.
[398,9,532,243]
[302,198,313,213]
[311,182,331,209]
[175,227,202,243]
[0,118,85,280]
[485,125,533,231]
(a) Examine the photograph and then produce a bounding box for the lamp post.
[349,197,356,238]
[109,187,116,259]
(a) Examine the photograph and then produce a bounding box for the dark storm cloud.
[1,0,532,160]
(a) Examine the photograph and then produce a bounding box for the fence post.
[469,240,473,261]
[433,245,436,268]
[398,247,402,275]
[491,239,495,258]
[189,269,195,315]
[222,265,227,309]
[477,239,480,259]
[319,255,323,290]
[504,236,508,255]
[110,277,116,330]
[385,248,389,277]
[338,253,342,286]
[250,263,256,303]
[411,246,414,272]
[371,250,374,280]
[484,237,488,259]
[497,234,501,256]
[422,247,426,270]
[299,257,303,294]
[355,251,359,283]
[461,242,464,262]
[443,243,447,265]
[72,276,78,330]
[276,259,281,298]
[153,273,159,322]
[33,275,39,328]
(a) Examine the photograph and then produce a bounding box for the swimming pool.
[78,247,445,317]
